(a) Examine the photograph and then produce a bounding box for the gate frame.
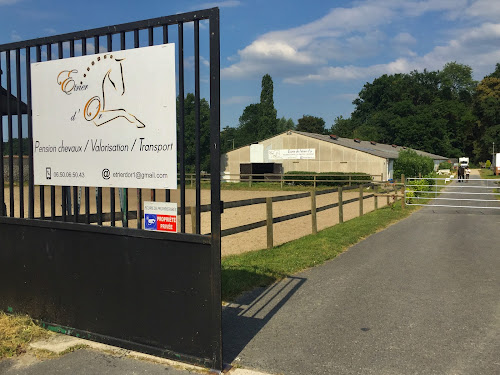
[405,177,500,210]
[0,8,222,371]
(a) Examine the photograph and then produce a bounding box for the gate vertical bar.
[107,33,115,226]
[209,8,222,370]
[69,40,79,223]
[178,23,186,233]
[36,45,44,219]
[46,43,56,221]
[163,25,170,204]
[94,36,103,226]
[0,57,4,216]
[6,49,14,217]
[81,39,90,224]
[134,30,142,229]
[194,20,201,234]
[120,31,128,227]
[15,49,24,218]
[148,27,156,205]
[26,46,34,219]
[58,41,67,222]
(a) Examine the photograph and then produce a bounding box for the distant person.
[465,167,471,181]
[458,166,464,182]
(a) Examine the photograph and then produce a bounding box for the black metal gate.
[0,8,222,370]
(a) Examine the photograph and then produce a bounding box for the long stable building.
[221,130,448,181]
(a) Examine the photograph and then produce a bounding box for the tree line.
[332,62,500,163]
[223,62,500,164]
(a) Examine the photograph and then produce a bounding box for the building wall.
[221,133,387,180]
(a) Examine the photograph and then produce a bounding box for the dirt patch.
[3,186,397,256]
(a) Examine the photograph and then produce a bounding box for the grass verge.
[222,202,415,301]
[0,312,50,360]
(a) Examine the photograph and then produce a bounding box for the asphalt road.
[223,173,500,374]
[0,349,194,375]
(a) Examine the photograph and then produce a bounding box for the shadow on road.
[222,276,306,364]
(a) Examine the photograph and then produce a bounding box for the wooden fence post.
[401,174,406,210]
[349,175,352,186]
[280,173,284,189]
[191,206,197,234]
[266,197,273,249]
[313,175,317,189]
[374,184,378,210]
[311,191,317,234]
[249,174,252,188]
[359,184,364,217]
[338,187,344,224]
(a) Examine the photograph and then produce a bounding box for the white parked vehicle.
[459,157,469,168]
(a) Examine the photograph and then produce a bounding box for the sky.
[1,0,500,132]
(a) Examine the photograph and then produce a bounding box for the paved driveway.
[223,173,500,374]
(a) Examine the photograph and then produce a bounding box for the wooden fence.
[189,181,404,249]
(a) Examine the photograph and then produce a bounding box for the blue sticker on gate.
[145,214,157,230]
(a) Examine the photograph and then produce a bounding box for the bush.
[284,171,372,187]
[486,160,491,168]
[406,178,430,203]
[394,149,434,179]
[438,161,452,170]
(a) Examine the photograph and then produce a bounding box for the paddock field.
[3,186,391,256]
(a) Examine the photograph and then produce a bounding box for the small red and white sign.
[144,201,177,233]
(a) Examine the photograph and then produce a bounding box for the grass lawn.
[0,312,49,359]
[478,168,500,179]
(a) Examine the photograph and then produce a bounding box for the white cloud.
[286,21,500,84]
[222,0,500,84]
[393,32,417,45]
[184,55,210,70]
[222,95,254,105]
[464,0,500,21]
[222,3,393,79]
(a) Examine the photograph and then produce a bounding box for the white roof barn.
[221,130,448,181]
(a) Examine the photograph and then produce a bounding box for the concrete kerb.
[28,334,275,375]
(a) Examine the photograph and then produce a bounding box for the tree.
[277,117,295,133]
[220,126,238,154]
[439,62,476,101]
[296,115,325,134]
[182,93,211,172]
[259,74,278,138]
[339,63,478,158]
[330,116,356,138]
[232,74,280,146]
[472,74,500,161]
[393,149,434,178]
[236,103,262,146]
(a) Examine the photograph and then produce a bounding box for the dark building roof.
[1,86,28,116]
[293,131,448,161]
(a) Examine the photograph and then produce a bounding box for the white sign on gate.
[31,44,177,189]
